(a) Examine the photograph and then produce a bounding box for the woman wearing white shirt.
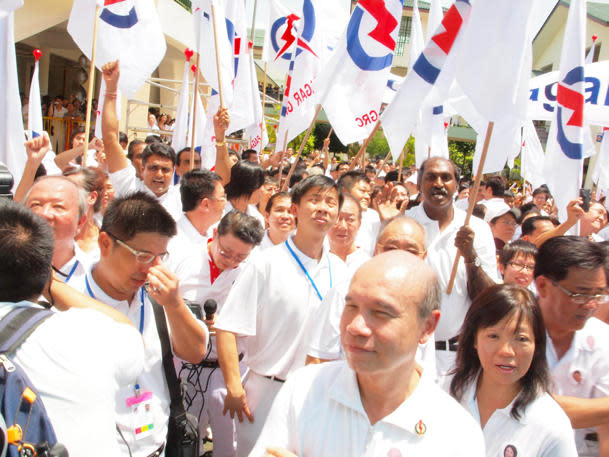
[259,192,295,250]
[449,284,577,457]
[327,193,370,272]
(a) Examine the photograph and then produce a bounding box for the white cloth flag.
[276,0,327,146]
[521,121,546,190]
[28,56,42,137]
[543,0,586,224]
[170,60,191,154]
[261,0,297,71]
[408,0,424,71]
[382,74,404,104]
[0,8,26,191]
[68,0,166,99]
[193,0,234,109]
[382,0,472,160]
[94,79,122,140]
[426,0,443,43]
[592,129,609,191]
[314,0,403,145]
[586,36,597,64]
[245,55,269,153]
[188,88,211,169]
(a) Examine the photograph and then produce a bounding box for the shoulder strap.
[150,297,185,417]
[0,307,53,354]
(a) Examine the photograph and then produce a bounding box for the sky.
[246,0,560,37]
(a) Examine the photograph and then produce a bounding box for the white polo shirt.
[2,301,144,457]
[215,235,347,380]
[71,269,208,457]
[56,243,95,287]
[355,208,381,256]
[249,361,485,457]
[307,278,437,375]
[344,247,371,274]
[110,165,182,221]
[460,378,578,457]
[405,204,498,341]
[547,317,609,454]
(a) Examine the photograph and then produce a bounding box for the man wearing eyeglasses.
[71,191,209,457]
[535,236,609,457]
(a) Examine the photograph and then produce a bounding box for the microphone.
[203,299,218,321]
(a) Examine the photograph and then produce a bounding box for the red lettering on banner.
[287,101,293,113]
[304,84,312,96]
[355,110,379,127]
[294,92,302,105]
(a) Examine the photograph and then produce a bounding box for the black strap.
[150,297,185,417]
[0,307,52,354]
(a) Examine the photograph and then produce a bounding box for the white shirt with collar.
[109,165,182,221]
[460,376,577,457]
[71,268,208,457]
[1,300,144,457]
[547,317,609,454]
[56,242,96,287]
[405,205,498,341]
[215,235,347,380]
[355,208,381,256]
[249,361,485,457]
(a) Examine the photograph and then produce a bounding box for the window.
[395,16,412,57]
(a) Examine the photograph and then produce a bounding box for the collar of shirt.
[86,265,138,309]
[407,204,466,249]
[546,319,598,369]
[177,214,211,245]
[286,233,331,268]
[207,239,221,284]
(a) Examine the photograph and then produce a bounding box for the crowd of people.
[2,59,609,457]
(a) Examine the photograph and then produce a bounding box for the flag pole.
[190,54,200,171]
[350,120,380,171]
[281,104,322,191]
[259,61,269,162]
[374,149,392,181]
[446,121,494,294]
[211,2,225,108]
[83,4,101,165]
[277,129,289,189]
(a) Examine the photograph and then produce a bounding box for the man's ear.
[536,275,550,298]
[419,310,440,345]
[290,202,299,218]
[98,231,112,256]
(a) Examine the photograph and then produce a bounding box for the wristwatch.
[465,256,481,267]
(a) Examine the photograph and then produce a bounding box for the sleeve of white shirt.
[308,282,347,360]
[109,164,138,198]
[214,258,265,336]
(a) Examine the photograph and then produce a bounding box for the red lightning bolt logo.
[104,0,127,5]
[557,84,584,127]
[275,14,318,60]
[358,0,398,51]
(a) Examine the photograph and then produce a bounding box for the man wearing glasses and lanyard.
[215,175,348,457]
[534,236,609,457]
[71,191,209,457]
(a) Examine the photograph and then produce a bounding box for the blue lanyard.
[64,260,79,284]
[284,240,332,301]
[85,275,146,334]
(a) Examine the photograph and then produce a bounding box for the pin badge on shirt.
[572,370,582,384]
[414,419,426,436]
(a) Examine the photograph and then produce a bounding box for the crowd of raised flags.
[1,0,608,217]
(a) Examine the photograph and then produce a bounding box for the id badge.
[126,390,155,440]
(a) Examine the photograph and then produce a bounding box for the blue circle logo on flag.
[556,66,584,160]
[270,0,316,62]
[346,0,401,71]
[100,0,139,29]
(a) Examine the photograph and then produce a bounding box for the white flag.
[187,88,211,169]
[245,55,269,153]
[0,9,26,191]
[94,79,122,140]
[28,54,42,137]
[408,0,424,71]
[68,0,166,99]
[261,0,297,71]
[170,59,191,154]
[543,0,586,223]
[592,129,609,191]
[426,0,443,43]
[521,121,546,190]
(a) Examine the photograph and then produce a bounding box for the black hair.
[532,186,550,198]
[142,142,177,167]
[145,135,161,144]
[241,149,258,161]
[217,210,264,245]
[485,175,506,197]
[289,166,308,189]
[384,169,399,183]
[499,239,538,266]
[534,236,609,281]
[225,160,265,200]
[521,215,555,237]
[291,175,343,208]
[69,126,86,147]
[265,191,291,214]
[0,200,54,302]
[418,157,459,189]
[101,192,176,241]
[450,284,551,420]
[176,147,200,166]
[127,139,145,160]
[180,169,222,212]
[341,193,363,220]
[228,150,241,160]
[119,132,128,145]
[338,170,369,194]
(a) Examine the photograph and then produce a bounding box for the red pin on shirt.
[184,48,194,62]
[33,49,42,61]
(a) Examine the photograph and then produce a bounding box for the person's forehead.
[146,155,173,166]
[340,199,359,215]
[219,232,253,252]
[271,196,291,209]
[380,221,425,248]
[302,185,338,199]
[423,159,454,176]
[29,179,78,202]
[510,252,535,265]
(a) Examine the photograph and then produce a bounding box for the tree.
[448,140,475,177]
[313,123,348,153]
[287,129,316,155]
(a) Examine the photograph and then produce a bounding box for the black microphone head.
[203,298,218,315]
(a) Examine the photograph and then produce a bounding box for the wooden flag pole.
[326,127,333,140]
[277,129,289,190]
[83,4,101,165]
[446,121,495,294]
[374,149,392,181]
[350,120,380,171]
[281,105,322,191]
[259,62,269,162]
[211,2,225,108]
[190,54,201,170]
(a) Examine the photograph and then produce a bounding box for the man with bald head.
[250,252,484,457]
[307,215,434,370]
[25,175,90,286]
